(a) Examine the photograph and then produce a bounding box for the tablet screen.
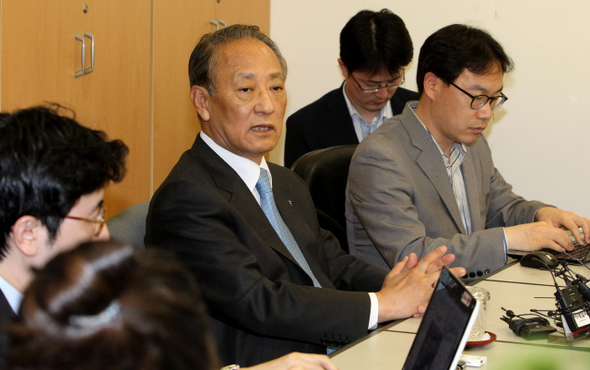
[403,266,479,370]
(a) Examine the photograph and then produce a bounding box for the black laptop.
[402,266,480,370]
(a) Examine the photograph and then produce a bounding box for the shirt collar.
[409,101,467,159]
[342,82,393,125]
[0,275,23,313]
[200,132,271,191]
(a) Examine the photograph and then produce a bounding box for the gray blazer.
[345,103,548,279]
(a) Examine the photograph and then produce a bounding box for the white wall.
[269,0,590,216]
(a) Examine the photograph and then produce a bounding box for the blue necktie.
[256,169,321,287]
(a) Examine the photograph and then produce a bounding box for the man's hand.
[505,222,573,252]
[374,246,465,322]
[245,352,338,370]
[536,207,590,246]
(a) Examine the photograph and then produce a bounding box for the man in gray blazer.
[346,24,590,279]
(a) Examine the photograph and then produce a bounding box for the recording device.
[550,261,590,340]
[500,307,556,339]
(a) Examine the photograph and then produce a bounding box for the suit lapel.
[402,110,467,234]
[320,86,359,145]
[192,137,317,281]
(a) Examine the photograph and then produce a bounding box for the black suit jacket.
[0,289,16,365]
[146,135,387,367]
[284,85,419,167]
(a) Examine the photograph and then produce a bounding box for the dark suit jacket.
[146,135,387,367]
[284,85,419,167]
[0,289,16,365]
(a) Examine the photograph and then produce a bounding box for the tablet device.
[402,265,480,370]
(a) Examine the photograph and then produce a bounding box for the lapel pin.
[287,200,294,206]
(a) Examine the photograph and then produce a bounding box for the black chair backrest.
[290,145,357,252]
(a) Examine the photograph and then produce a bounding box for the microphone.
[558,261,590,303]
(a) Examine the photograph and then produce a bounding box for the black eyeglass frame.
[450,82,508,110]
[350,72,405,94]
[65,205,107,237]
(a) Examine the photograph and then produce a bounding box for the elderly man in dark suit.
[284,9,419,168]
[146,25,464,368]
[346,24,590,279]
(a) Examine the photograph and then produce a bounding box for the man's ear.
[190,85,211,122]
[9,216,45,257]
[422,72,439,101]
[337,58,349,78]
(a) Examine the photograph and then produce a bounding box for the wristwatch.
[220,365,240,370]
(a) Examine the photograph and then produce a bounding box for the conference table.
[330,261,590,369]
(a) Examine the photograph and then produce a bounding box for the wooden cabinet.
[153,0,270,189]
[0,0,152,215]
[0,0,269,215]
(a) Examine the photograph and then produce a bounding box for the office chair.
[290,145,357,253]
[106,201,150,249]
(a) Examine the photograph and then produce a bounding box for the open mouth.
[251,126,273,131]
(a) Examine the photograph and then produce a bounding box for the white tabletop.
[331,262,590,370]
[331,330,590,370]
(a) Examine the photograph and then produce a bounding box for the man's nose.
[255,89,275,114]
[476,101,494,120]
[374,87,390,99]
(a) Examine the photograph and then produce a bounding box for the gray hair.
[188,24,288,95]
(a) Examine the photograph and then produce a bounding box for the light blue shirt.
[342,83,393,142]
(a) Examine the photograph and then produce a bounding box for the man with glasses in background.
[284,9,418,167]
[346,24,590,279]
[0,105,127,324]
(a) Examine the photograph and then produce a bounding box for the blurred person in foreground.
[0,105,127,357]
[6,240,338,370]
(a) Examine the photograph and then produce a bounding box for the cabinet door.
[152,0,216,189]
[152,0,270,189]
[216,0,270,34]
[0,1,81,109]
[0,0,151,216]
[74,0,152,215]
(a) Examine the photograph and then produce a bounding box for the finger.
[402,253,418,273]
[540,240,566,253]
[448,266,466,278]
[564,219,584,246]
[391,255,409,275]
[425,253,456,274]
[580,219,590,244]
[295,354,338,370]
[415,246,448,272]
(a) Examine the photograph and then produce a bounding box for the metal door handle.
[84,32,94,75]
[75,34,85,78]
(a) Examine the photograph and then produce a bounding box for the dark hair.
[339,9,413,76]
[6,240,219,370]
[0,105,128,257]
[188,24,287,95]
[416,24,514,94]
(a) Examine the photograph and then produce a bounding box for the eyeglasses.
[350,72,405,93]
[450,82,508,110]
[65,205,107,237]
